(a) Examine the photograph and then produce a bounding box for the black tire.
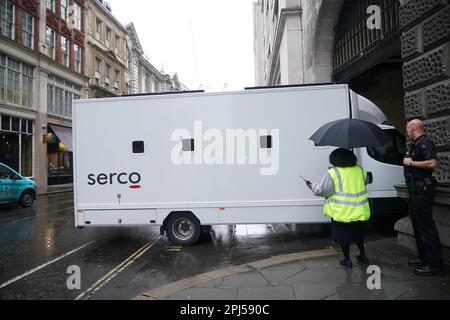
[19,190,34,208]
[166,213,201,246]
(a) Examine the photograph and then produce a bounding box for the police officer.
[403,119,444,276]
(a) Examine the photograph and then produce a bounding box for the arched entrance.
[332,0,405,130]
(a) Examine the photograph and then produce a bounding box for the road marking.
[2,207,75,225]
[0,241,96,289]
[165,246,182,252]
[75,236,162,300]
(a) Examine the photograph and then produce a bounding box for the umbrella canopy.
[309,118,390,149]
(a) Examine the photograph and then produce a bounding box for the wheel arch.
[20,188,36,199]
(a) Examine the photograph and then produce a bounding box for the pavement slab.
[325,283,377,300]
[237,286,296,300]
[135,238,450,301]
[166,287,239,300]
[222,271,271,288]
[369,280,423,300]
[396,282,450,300]
[292,283,340,300]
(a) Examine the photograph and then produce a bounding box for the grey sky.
[107,0,256,92]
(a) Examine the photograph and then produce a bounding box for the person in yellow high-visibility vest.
[307,148,371,268]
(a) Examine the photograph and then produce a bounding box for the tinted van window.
[367,129,406,166]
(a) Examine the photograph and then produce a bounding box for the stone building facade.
[254,0,450,262]
[0,0,88,193]
[253,0,405,130]
[126,23,184,95]
[1,0,186,194]
[395,0,450,263]
[85,0,129,98]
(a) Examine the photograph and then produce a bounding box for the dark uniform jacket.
[404,135,438,193]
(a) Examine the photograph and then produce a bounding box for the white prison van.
[73,84,406,245]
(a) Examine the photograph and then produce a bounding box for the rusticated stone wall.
[401,0,450,185]
[396,0,450,264]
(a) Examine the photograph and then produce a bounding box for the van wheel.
[166,213,201,246]
[19,190,34,208]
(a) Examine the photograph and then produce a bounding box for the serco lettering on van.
[87,172,142,186]
[171,121,280,176]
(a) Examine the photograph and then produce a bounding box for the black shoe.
[356,255,370,265]
[414,265,445,276]
[408,259,425,267]
[340,259,353,268]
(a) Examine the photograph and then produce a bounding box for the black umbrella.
[309,118,390,149]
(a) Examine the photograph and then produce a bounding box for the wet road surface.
[0,192,394,300]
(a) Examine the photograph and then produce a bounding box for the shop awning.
[49,125,73,152]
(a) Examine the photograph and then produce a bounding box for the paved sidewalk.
[41,184,73,196]
[135,238,450,300]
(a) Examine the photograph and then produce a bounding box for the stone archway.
[303,0,344,83]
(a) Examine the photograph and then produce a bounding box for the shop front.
[0,114,34,178]
[45,125,73,186]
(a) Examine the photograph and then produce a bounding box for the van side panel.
[74,85,356,225]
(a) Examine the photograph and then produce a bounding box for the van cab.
[0,162,37,208]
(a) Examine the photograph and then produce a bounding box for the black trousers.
[408,189,443,267]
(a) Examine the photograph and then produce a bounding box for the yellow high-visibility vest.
[323,166,371,223]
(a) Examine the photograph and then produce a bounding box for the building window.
[47,75,82,118]
[0,115,34,177]
[21,131,33,177]
[114,69,120,93]
[55,86,64,115]
[64,91,72,117]
[0,0,14,40]
[46,26,56,60]
[46,0,55,12]
[0,54,5,101]
[105,27,111,48]
[115,35,120,54]
[22,12,34,49]
[47,83,54,113]
[95,58,101,84]
[95,18,102,40]
[21,64,33,108]
[105,64,111,86]
[69,3,81,30]
[61,36,70,67]
[74,44,81,73]
[61,0,68,20]
[74,3,81,30]
[0,55,34,108]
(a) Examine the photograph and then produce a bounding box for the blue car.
[0,162,37,208]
